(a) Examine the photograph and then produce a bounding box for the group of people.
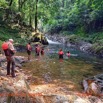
[1,39,45,78]
[1,39,71,78]
[58,49,71,60]
[26,43,71,61]
[26,42,44,61]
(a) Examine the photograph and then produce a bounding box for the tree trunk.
[9,0,13,6]
[18,0,21,11]
[29,15,32,28]
[35,0,38,32]
[62,0,64,7]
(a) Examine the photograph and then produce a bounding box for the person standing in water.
[66,51,71,59]
[58,49,64,61]
[35,44,41,60]
[41,48,44,56]
[26,42,32,61]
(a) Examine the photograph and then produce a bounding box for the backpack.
[1,42,9,50]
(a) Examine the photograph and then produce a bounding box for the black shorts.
[27,50,31,55]
[59,55,63,59]
[36,52,40,56]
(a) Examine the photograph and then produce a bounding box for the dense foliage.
[0,0,103,39]
[0,0,103,56]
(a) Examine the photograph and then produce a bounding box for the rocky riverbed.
[0,54,103,103]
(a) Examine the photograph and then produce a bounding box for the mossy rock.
[92,43,103,53]
[31,32,48,45]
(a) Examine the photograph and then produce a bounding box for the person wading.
[35,44,41,60]
[66,51,71,59]
[26,42,32,61]
[58,49,64,62]
[41,48,44,56]
[2,39,16,77]
[36,45,40,56]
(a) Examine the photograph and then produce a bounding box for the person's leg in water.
[59,55,63,62]
[27,50,31,61]
[36,52,40,60]
[41,48,44,56]
[28,54,31,61]
[36,47,40,60]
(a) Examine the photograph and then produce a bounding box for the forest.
[0,0,103,57]
[0,0,103,33]
[0,0,103,41]
[0,0,103,55]
[0,1,103,102]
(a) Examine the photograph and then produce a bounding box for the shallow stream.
[17,43,103,92]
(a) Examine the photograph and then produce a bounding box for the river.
[18,42,103,92]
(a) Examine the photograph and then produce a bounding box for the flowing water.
[18,42,103,92]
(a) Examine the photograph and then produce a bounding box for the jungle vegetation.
[0,0,103,47]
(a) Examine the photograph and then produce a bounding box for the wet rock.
[83,80,88,92]
[4,85,15,92]
[0,56,6,62]
[88,96,103,103]
[95,74,103,80]
[0,55,27,71]
[0,62,7,69]
[87,82,101,96]
[0,76,8,81]
[13,80,26,88]
[15,68,20,73]
[15,63,22,68]
[52,95,69,103]
[43,73,52,83]
[14,56,27,64]
[0,97,7,103]
[74,97,91,103]
[80,42,92,52]
[0,87,5,92]
[0,69,6,76]
[82,74,103,96]
[32,96,45,103]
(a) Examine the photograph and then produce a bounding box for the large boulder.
[82,74,103,96]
